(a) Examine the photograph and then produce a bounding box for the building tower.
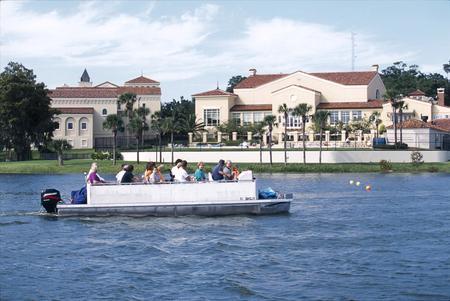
[78,69,92,87]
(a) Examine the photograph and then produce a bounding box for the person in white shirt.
[115,164,127,183]
[174,160,192,182]
[170,159,182,182]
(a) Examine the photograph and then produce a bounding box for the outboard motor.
[41,188,62,213]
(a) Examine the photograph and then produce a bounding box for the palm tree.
[369,111,382,138]
[49,139,72,166]
[136,106,150,147]
[396,101,408,145]
[161,116,182,164]
[252,123,266,164]
[150,112,163,163]
[264,115,277,166]
[293,103,312,165]
[278,103,290,165]
[313,111,330,164]
[444,60,450,82]
[118,92,137,148]
[103,114,124,165]
[181,113,205,141]
[128,112,149,165]
[384,89,402,148]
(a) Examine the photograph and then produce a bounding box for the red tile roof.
[235,74,288,89]
[54,107,94,114]
[408,89,426,96]
[387,119,449,132]
[431,118,450,131]
[125,75,159,84]
[309,71,378,85]
[230,104,272,111]
[49,86,161,98]
[192,89,236,97]
[317,99,383,110]
[234,71,378,89]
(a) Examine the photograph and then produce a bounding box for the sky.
[1,0,449,102]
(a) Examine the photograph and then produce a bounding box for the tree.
[161,116,182,164]
[278,103,290,165]
[118,92,137,148]
[103,114,124,165]
[443,60,450,82]
[128,111,149,164]
[264,115,277,166]
[136,106,150,146]
[313,111,330,164]
[369,111,382,138]
[226,75,247,93]
[150,112,164,163]
[252,123,266,164]
[292,103,312,165]
[0,62,58,160]
[384,89,402,148]
[49,139,72,166]
[180,113,205,140]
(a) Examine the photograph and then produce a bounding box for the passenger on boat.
[211,159,225,181]
[86,162,106,184]
[174,160,192,182]
[232,165,240,179]
[115,164,127,183]
[223,160,235,180]
[121,164,137,183]
[170,159,183,181]
[194,161,206,181]
[150,164,165,183]
[144,161,156,183]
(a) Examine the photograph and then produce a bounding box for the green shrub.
[411,151,424,166]
[428,166,439,173]
[379,159,393,171]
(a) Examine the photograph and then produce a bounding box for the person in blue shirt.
[211,159,225,181]
[194,161,206,181]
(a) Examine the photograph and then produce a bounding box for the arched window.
[375,89,380,99]
[79,117,88,131]
[102,108,107,116]
[66,117,74,130]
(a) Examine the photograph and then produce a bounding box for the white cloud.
[0,0,415,87]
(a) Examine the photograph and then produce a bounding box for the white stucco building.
[50,70,161,148]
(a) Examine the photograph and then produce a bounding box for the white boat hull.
[55,179,292,217]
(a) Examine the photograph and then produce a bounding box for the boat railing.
[91,179,255,186]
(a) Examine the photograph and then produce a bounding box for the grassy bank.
[0,159,449,174]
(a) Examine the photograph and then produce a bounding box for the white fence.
[122,150,449,163]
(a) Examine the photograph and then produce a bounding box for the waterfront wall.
[122,150,449,163]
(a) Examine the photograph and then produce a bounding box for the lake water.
[1,173,449,300]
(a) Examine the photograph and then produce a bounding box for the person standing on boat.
[223,160,235,180]
[194,161,206,181]
[174,160,192,182]
[86,162,106,184]
[211,159,225,181]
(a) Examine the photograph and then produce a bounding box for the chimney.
[249,68,257,76]
[437,88,445,106]
[371,64,379,72]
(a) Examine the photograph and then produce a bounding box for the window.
[81,140,88,148]
[253,112,264,123]
[81,122,87,130]
[376,89,380,99]
[203,109,220,126]
[243,112,252,126]
[55,122,60,130]
[142,103,146,109]
[341,111,350,124]
[286,113,301,128]
[102,108,107,116]
[67,122,73,130]
[117,102,121,110]
[352,111,362,121]
[264,112,272,118]
[330,111,339,124]
[231,112,241,126]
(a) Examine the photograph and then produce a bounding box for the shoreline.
[0,159,449,174]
